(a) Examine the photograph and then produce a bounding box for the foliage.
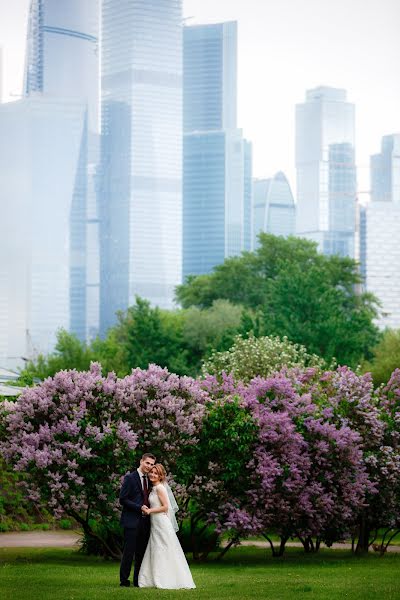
[18,298,248,381]
[363,328,400,385]
[1,361,399,560]
[202,334,325,382]
[176,233,380,367]
[0,363,206,558]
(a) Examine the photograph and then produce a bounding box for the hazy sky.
[1,0,399,193]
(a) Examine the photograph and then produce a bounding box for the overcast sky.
[1,0,399,193]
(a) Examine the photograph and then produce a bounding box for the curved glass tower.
[253,172,295,247]
[100,0,183,333]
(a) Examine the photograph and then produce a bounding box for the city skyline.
[1,0,399,195]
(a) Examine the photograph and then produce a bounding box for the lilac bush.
[0,363,206,557]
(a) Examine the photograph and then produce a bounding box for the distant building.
[0,0,100,367]
[253,172,295,247]
[362,134,400,329]
[99,0,183,334]
[183,22,252,278]
[370,134,400,204]
[0,96,87,367]
[295,86,356,257]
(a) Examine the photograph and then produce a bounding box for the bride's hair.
[151,463,166,482]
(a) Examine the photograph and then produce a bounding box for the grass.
[0,546,399,600]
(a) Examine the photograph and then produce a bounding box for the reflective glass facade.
[24,0,100,343]
[370,134,400,204]
[361,134,400,329]
[183,22,252,278]
[0,97,86,367]
[100,0,182,334]
[253,172,295,248]
[295,86,356,257]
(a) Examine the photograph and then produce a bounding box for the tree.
[363,329,400,385]
[176,233,380,367]
[19,329,92,383]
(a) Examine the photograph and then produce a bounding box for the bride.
[138,463,196,589]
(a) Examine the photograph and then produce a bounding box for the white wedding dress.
[138,484,196,589]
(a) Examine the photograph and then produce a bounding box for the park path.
[1,531,399,552]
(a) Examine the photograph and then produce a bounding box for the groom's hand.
[141,505,149,514]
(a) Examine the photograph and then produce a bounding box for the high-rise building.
[100,0,183,334]
[24,0,100,342]
[0,96,87,368]
[0,1,100,367]
[253,172,295,247]
[295,86,356,257]
[362,134,400,329]
[370,134,400,204]
[183,22,252,278]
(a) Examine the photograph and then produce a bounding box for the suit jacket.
[119,470,148,528]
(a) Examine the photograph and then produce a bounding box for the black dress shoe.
[120,581,130,587]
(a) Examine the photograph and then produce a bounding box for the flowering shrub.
[0,363,206,557]
[202,334,325,383]
[0,361,398,559]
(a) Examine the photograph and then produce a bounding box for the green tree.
[177,234,380,367]
[363,329,400,385]
[19,329,92,382]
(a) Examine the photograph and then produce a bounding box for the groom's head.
[140,453,156,473]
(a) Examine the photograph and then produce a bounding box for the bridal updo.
[151,463,166,482]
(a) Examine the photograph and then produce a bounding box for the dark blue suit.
[119,470,150,586]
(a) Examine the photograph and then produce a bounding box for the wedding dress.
[138,484,196,589]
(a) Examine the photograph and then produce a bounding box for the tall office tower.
[0,0,99,366]
[0,97,87,368]
[24,0,100,342]
[295,86,356,258]
[253,172,295,248]
[100,0,183,334]
[183,22,252,278]
[370,134,400,204]
[361,134,400,329]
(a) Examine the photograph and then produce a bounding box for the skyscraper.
[370,134,400,204]
[183,22,252,278]
[362,134,400,329]
[100,0,183,334]
[24,0,100,342]
[295,86,356,257]
[0,1,99,367]
[253,172,295,247]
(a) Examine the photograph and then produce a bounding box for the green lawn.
[0,546,399,600]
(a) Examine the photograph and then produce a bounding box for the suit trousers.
[120,517,150,586]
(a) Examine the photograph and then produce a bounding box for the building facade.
[295,86,356,257]
[183,21,252,278]
[253,171,295,247]
[24,0,100,342]
[362,134,400,329]
[0,0,100,367]
[100,0,183,334]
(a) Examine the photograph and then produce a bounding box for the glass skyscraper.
[24,0,100,342]
[0,0,100,367]
[100,0,183,334]
[361,134,400,329]
[183,22,252,278]
[295,86,356,257]
[253,172,295,247]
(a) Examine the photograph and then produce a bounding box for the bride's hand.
[142,505,150,515]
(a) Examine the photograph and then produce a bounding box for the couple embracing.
[119,452,196,589]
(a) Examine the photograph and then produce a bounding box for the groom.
[119,452,156,587]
